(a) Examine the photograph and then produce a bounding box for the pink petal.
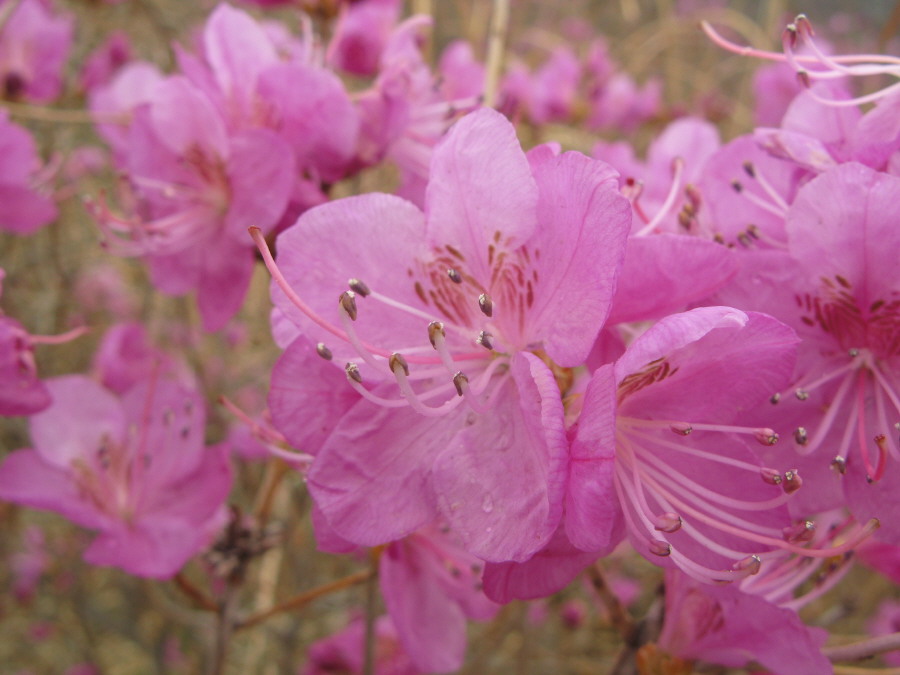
[268,336,360,455]
[522,150,631,366]
[0,449,109,530]
[432,352,567,562]
[381,538,468,673]
[256,63,359,183]
[224,128,294,241]
[565,364,625,553]
[272,193,431,369]
[149,76,228,159]
[424,108,538,284]
[197,237,254,332]
[483,525,600,602]
[616,307,798,422]
[787,162,900,311]
[203,4,277,112]
[608,234,736,325]
[307,392,461,546]
[29,376,126,469]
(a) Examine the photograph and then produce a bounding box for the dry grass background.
[1,1,899,673]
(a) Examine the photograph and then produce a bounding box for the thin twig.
[1,101,129,125]
[826,633,900,663]
[173,572,218,612]
[588,563,638,645]
[834,667,900,675]
[362,548,381,675]
[483,0,511,108]
[237,569,374,630]
[253,458,290,528]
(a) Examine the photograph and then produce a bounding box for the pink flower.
[354,16,480,206]
[658,568,831,675]
[380,525,497,672]
[0,375,232,578]
[79,31,132,92]
[326,0,401,76]
[567,307,806,582]
[259,108,631,562]
[303,615,421,675]
[0,110,57,234]
[90,75,294,331]
[0,0,72,102]
[717,163,900,542]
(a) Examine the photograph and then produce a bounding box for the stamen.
[782,520,815,544]
[348,278,371,297]
[782,470,802,494]
[476,330,493,350]
[478,293,493,317]
[831,456,847,474]
[389,352,410,376]
[447,268,463,284]
[345,362,363,384]
[316,343,333,360]
[648,540,671,557]
[635,157,684,237]
[427,321,445,348]
[654,512,683,533]
[339,291,358,321]
[452,372,468,397]
[760,468,783,486]
[793,427,808,446]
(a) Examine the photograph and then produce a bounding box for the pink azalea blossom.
[380,525,498,672]
[303,615,421,675]
[716,163,900,542]
[259,108,631,562]
[658,568,831,675]
[0,0,73,102]
[567,307,810,583]
[354,16,480,206]
[0,375,232,578]
[90,75,294,331]
[326,0,401,76]
[79,31,132,92]
[0,110,57,234]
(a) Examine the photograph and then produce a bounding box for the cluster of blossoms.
[1,1,899,673]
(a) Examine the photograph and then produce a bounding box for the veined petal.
[522,150,630,366]
[616,307,798,422]
[30,376,126,469]
[432,352,567,562]
[566,364,624,553]
[307,391,460,546]
[608,234,737,325]
[425,108,538,285]
[788,162,900,310]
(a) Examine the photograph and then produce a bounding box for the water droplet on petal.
[481,494,494,513]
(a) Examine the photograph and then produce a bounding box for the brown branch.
[1,101,129,125]
[173,572,218,612]
[237,569,374,630]
[483,0,511,108]
[826,632,900,663]
[588,563,638,646]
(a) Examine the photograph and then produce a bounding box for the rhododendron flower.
[91,75,294,331]
[326,0,401,76]
[0,375,232,578]
[259,108,631,562]
[303,615,421,675]
[0,110,57,234]
[354,16,481,206]
[658,568,831,675]
[717,162,900,542]
[568,307,809,582]
[0,0,72,102]
[0,268,86,416]
[380,525,497,672]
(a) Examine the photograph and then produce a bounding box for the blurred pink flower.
[0,375,232,578]
[0,110,57,234]
[0,0,73,102]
